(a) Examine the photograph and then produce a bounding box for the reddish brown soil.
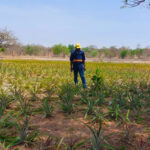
[7,96,150,150]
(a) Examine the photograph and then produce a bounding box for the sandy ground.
[1,55,150,63]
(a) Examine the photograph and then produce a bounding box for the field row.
[0,60,150,150]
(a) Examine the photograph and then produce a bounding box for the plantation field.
[0,60,150,150]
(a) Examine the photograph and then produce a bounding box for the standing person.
[70,43,87,88]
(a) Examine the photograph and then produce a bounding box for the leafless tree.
[124,0,150,7]
[0,29,17,48]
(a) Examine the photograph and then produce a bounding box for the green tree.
[90,50,98,57]
[82,47,89,53]
[68,44,75,52]
[130,50,136,57]
[52,44,62,55]
[136,49,143,58]
[120,50,128,59]
[24,45,41,55]
[0,48,6,52]
[62,46,70,55]
[52,44,69,55]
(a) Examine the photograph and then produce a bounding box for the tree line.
[0,29,150,59]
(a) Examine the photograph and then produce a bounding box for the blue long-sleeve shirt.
[70,50,85,69]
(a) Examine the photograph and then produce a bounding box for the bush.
[130,50,136,57]
[90,50,98,57]
[24,45,41,55]
[68,44,75,52]
[62,46,70,55]
[0,48,6,52]
[82,47,89,53]
[136,49,143,58]
[104,50,109,57]
[52,44,61,55]
[52,44,69,55]
[129,49,143,58]
[120,50,128,59]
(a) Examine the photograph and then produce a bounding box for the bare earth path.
[1,55,150,63]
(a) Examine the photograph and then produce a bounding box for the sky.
[0,0,150,48]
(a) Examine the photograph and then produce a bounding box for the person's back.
[70,44,87,88]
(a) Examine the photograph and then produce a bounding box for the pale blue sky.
[0,0,150,48]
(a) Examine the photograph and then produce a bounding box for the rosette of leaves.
[42,98,53,118]
[85,120,115,150]
[59,83,75,114]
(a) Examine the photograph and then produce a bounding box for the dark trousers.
[73,67,87,88]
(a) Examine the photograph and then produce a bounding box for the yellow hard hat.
[75,43,81,49]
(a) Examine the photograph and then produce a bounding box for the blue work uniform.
[70,50,87,88]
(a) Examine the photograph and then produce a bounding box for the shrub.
[82,47,89,53]
[62,46,70,55]
[52,44,61,55]
[0,48,6,52]
[120,50,128,59]
[90,50,98,57]
[52,44,69,55]
[129,49,143,58]
[104,50,109,57]
[68,44,75,52]
[24,45,41,55]
[130,50,136,57]
[136,49,143,58]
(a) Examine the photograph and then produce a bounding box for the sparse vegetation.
[0,28,149,59]
[0,60,150,149]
